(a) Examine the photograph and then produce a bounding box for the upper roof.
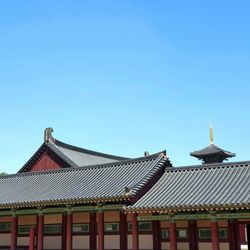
[51,139,128,166]
[18,128,128,173]
[0,152,170,209]
[127,160,250,212]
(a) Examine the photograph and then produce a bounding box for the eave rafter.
[125,203,250,215]
[136,211,250,221]
[0,195,130,211]
[0,204,125,217]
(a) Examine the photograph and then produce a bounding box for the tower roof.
[190,144,235,164]
[190,126,235,164]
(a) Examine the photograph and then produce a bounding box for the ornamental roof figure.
[190,126,235,164]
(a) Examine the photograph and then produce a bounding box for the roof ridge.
[78,150,167,167]
[54,139,128,160]
[170,160,250,172]
[129,155,169,193]
[3,151,167,179]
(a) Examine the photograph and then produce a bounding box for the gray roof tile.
[0,153,169,209]
[53,140,124,166]
[128,161,250,211]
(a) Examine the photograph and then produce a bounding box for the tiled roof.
[52,139,127,166]
[190,144,235,163]
[128,161,250,211]
[18,139,129,173]
[0,152,169,209]
[191,144,235,157]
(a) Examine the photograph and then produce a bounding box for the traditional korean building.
[0,128,249,250]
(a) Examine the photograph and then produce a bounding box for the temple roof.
[0,152,169,209]
[50,139,128,167]
[127,160,250,212]
[18,128,128,172]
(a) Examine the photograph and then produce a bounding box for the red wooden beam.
[66,212,72,250]
[228,220,237,250]
[188,220,198,250]
[97,211,104,250]
[131,213,139,250]
[10,215,17,250]
[61,213,67,250]
[169,222,177,250]
[247,225,250,250]
[152,219,161,250]
[37,213,44,250]
[235,221,242,250]
[211,221,220,250]
[29,227,35,250]
[239,224,246,244]
[120,212,127,250]
[90,212,97,250]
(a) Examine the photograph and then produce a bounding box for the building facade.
[0,128,249,250]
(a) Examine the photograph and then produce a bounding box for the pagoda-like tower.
[190,126,235,164]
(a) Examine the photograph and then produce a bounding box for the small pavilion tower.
[190,126,235,164]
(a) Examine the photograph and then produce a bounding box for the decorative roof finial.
[44,127,55,143]
[210,125,214,145]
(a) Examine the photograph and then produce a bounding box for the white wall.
[104,235,120,249]
[17,236,29,246]
[43,236,61,249]
[0,234,10,246]
[73,235,89,249]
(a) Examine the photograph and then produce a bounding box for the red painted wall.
[29,153,61,172]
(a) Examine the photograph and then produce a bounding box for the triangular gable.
[29,152,61,172]
[18,143,74,173]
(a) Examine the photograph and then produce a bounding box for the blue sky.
[0,1,249,173]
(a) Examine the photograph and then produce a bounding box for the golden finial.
[210,125,214,145]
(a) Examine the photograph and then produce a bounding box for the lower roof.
[127,161,250,212]
[0,152,169,209]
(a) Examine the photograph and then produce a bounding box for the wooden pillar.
[189,220,198,250]
[229,219,241,250]
[211,220,220,250]
[169,220,177,250]
[62,213,67,250]
[239,224,246,244]
[10,213,17,250]
[120,212,127,250]
[37,212,44,250]
[29,227,35,250]
[235,221,241,250]
[152,219,161,250]
[131,213,139,250]
[228,220,237,250]
[97,211,104,250]
[90,212,97,250]
[247,224,250,250]
[66,209,72,250]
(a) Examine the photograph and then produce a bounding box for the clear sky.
[0,1,249,173]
